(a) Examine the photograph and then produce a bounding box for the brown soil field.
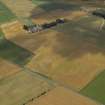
[0,0,35,17]
[0,58,21,80]
[27,87,100,105]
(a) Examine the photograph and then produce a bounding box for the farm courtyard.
[0,0,105,105]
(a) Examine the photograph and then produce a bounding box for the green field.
[0,39,34,65]
[80,70,105,104]
[0,1,16,24]
[0,70,54,105]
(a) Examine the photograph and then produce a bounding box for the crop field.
[2,15,103,92]
[0,39,34,65]
[0,1,16,24]
[4,27,58,54]
[80,70,105,105]
[0,58,21,80]
[36,2,80,12]
[5,30,48,54]
[30,1,83,24]
[0,30,34,65]
[0,0,35,18]
[3,0,81,24]
[0,70,54,105]
[0,1,105,105]
[32,10,87,24]
[3,11,87,54]
[27,87,100,105]
[25,16,105,91]
[1,20,26,38]
[71,16,105,32]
